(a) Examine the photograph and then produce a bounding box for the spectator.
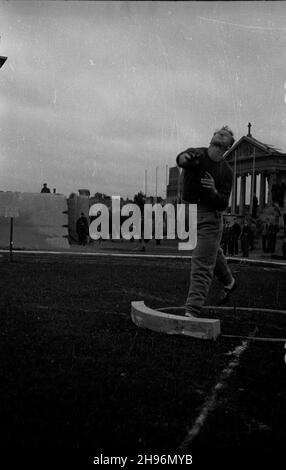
[249,220,256,250]
[227,223,235,256]
[241,220,251,257]
[267,222,278,254]
[232,218,241,255]
[221,221,230,256]
[261,218,270,253]
[76,213,89,246]
[41,183,51,193]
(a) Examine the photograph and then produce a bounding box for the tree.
[133,191,146,211]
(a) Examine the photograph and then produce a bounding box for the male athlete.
[176,126,236,316]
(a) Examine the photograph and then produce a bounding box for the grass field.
[0,253,286,466]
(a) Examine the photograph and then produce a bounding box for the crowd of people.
[221,216,281,257]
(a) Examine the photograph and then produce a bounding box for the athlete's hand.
[177,151,200,167]
[201,171,218,196]
[179,152,192,166]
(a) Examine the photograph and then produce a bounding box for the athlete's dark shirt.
[176,147,233,212]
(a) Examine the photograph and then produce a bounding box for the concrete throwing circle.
[156,305,286,342]
[130,302,286,342]
[131,301,221,340]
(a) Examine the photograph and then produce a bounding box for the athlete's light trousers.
[185,206,233,315]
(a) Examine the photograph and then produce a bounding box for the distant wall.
[0,191,70,250]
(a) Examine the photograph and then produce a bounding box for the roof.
[224,135,284,159]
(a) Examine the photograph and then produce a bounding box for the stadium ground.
[0,252,285,466]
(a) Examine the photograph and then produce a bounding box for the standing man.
[76,212,89,246]
[232,218,242,255]
[176,126,236,316]
[241,219,251,257]
[221,221,230,256]
[40,183,51,193]
[261,218,270,253]
[227,222,235,256]
[267,221,278,254]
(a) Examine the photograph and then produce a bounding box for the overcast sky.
[1,1,286,198]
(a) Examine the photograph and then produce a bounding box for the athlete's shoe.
[185,311,199,318]
[218,278,237,305]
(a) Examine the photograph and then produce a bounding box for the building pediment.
[225,135,285,164]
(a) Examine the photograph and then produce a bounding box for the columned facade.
[224,126,286,217]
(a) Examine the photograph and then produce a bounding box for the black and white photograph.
[0,1,286,466]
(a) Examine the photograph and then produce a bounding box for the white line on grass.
[222,334,286,342]
[178,332,256,450]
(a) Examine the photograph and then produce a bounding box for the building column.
[253,173,257,197]
[259,172,266,210]
[250,172,257,199]
[239,174,246,215]
[266,174,271,205]
[231,175,237,214]
[249,172,257,214]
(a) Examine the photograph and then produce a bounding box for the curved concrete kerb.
[131,301,220,340]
